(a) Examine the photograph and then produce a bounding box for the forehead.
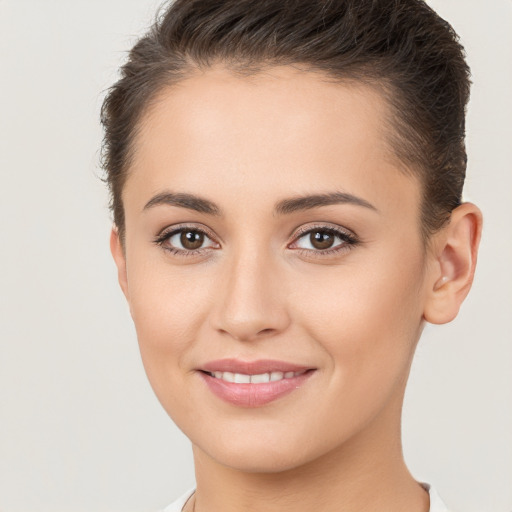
[137,65,393,165]
[126,65,420,221]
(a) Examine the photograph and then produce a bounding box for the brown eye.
[180,230,204,250]
[291,226,358,255]
[309,231,335,250]
[156,226,218,255]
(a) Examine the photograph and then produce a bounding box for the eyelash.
[154,225,219,258]
[291,224,359,257]
[153,223,359,259]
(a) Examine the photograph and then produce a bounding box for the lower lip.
[199,371,315,407]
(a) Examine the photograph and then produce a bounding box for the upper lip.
[200,359,313,374]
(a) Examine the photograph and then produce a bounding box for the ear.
[423,202,483,324]
[110,226,130,301]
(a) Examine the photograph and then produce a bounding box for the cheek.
[126,262,215,423]
[300,249,426,387]
[126,254,213,379]
[285,254,426,445]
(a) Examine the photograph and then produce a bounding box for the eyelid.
[154,223,221,253]
[291,222,356,240]
[287,223,360,256]
[154,222,359,257]
[156,223,218,242]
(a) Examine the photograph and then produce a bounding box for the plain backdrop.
[0,1,511,511]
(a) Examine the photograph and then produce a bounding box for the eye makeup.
[153,222,360,259]
[153,223,220,258]
[289,223,359,259]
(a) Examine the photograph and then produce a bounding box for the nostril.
[257,328,275,336]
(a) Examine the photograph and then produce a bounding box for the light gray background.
[0,1,510,511]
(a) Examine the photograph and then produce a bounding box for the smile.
[198,359,316,407]
[207,370,307,383]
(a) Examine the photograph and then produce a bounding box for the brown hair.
[101,0,471,242]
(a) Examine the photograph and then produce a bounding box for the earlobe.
[110,227,130,301]
[423,202,483,325]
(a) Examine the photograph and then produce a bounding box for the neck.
[190,396,429,512]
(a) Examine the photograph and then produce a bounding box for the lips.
[207,369,307,383]
[198,359,315,407]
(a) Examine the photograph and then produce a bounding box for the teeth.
[222,371,235,383]
[270,371,284,381]
[210,370,305,383]
[251,373,270,383]
[234,373,251,384]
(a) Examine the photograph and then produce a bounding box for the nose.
[210,247,291,342]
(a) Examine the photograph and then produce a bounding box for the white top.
[161,483,450,511]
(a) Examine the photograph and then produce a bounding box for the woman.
[101,0,482,510]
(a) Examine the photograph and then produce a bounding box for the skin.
[111,65,482,512]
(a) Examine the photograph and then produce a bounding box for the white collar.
[421,482,451,512]
[164,483,450,512]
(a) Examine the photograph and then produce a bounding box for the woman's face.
[114,65,433,473]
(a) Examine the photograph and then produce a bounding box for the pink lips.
[198,359,315,407]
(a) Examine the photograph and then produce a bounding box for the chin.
[203,442,314,474]
[189,420,346,475]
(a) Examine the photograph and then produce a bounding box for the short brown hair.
[101,0,471,242]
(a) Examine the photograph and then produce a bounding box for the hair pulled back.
[101,0,471,242]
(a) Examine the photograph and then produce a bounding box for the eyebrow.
[144,192,222,216]
[274,191,378,215]
[143,190,378,216]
